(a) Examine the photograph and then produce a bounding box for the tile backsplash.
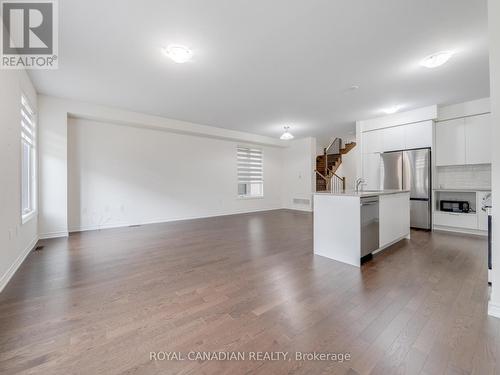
[435,164,492,190]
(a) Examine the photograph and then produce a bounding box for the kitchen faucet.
[355,177,366,193]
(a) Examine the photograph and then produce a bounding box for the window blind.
[21,95,36,216]
[21,95,35,146]
[237,146,263,184]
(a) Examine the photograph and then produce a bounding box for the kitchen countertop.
[314,189,410,197]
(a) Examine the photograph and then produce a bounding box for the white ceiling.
[30,0,490,145]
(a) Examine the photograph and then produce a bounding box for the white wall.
[67,118,284,231]
[38,96,290,238]
[488,0,500,317]
[0,69,38,291]
[282,137,316,211]
[38,96,68,238]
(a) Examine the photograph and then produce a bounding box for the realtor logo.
[1,0,58,69]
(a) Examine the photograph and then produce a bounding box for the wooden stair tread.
[315,139,355,192]
[340,142,356,154]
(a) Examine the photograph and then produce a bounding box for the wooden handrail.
[314,170,328,181]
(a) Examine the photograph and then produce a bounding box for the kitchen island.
[314,190,410,267]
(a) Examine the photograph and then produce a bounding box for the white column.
[488,0,500,317]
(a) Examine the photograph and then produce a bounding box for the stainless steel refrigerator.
[380,148,431,229]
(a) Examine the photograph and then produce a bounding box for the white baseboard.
[488,301,500,319]
[373,233,410,255]
[433,225,488,237]
[0,236,38,293]
[39,231,69,239]
[68,207,284,233]
[285,206,313,212]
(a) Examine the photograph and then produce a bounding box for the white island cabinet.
[313,191,410,267]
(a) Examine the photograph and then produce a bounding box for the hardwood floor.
[0,209,497,374]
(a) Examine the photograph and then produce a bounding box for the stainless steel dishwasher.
[360,196,379,258]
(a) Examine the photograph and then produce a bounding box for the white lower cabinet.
[433,190,490,233]
[433,212,478,230]
[379,193,410,248]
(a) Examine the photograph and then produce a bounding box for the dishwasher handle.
[360,197,379,206]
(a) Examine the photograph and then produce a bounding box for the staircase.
[315,138,357,192]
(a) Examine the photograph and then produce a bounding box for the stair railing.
[314,170,346,193]
[323,137,342,175]
[315,137,347,192]
[331,173,346,193]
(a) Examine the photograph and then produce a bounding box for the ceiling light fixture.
[420,51,454,68]
[280,126,294,140]
[382,105,402,115]
[162,44,193,63]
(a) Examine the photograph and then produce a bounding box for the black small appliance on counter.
[440,200,470,213]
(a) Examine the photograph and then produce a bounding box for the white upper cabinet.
[404,121,433,149]
[435,118,466,166]
[381,126,405,152]
[465,113,491,165]
[362,121,432,156]
[435,114,491,166]
[363,130,383,154]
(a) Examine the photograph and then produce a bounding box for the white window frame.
[237,145,264,199]
[20,94,37,224]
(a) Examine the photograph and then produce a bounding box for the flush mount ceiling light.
[382,105,402,115]
[420,51,454,68]
[162,44,193,63]
[280,126,294,140]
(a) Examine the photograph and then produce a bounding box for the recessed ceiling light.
[382,106,402,115]
[350,85,360,90]
[420,51,454,68]
[162,44,193,63]
[280,126,294,140]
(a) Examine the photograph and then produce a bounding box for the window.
[21,95,36,222]
[237,146,263,197]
